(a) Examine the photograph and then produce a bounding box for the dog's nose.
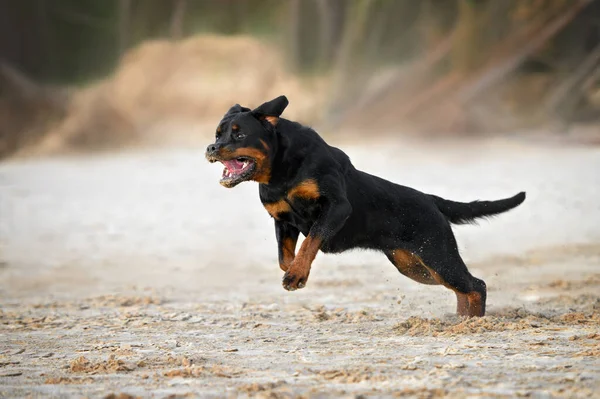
[206,144,219,155]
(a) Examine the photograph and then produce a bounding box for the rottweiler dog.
[205,95,526,317]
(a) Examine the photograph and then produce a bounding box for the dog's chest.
[259,180,322,226]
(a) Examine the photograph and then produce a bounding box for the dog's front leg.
[275,220,299,272]
[282,184,351,291]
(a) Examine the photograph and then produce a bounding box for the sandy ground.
[1,135,599,398]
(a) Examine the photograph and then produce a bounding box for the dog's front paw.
[282,270,308,291]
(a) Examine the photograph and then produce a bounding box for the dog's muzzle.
[205,144,221,162]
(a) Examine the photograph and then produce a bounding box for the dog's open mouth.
[219,157,256,187]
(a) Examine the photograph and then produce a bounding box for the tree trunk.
[170,0,187,40]
[457,0,594,103]
[419,0,446,51]
[326,0,374,119]
[315,0,334,70]
[288,0,302,71]
[118,0,132,56]
[545,42,600,112]
[451,0,483,74]
[545,42,600,129]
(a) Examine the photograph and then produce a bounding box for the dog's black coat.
[206,96,526,317]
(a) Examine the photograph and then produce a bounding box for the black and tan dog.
[205,96,526,317]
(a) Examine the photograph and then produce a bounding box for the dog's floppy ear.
[252,95,289,126]
[225,104,251,117]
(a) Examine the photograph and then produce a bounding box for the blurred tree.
[315,0,336,70]
[0,0,598,139]
[327,0,374,116]
[118,0,131,55]
[452,0,484,73]
[170,0,187,39]
[288,0,302,71]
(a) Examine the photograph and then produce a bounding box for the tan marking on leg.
[293,236,321,275]
[283,236,321,290]
[264,200,290,220]
[391,250,439,285]
[425,266,483,317]
[467,292,484,317]
[456,292,470,316]
[280,237,297,272]
[425,267,454,289]
[390,250,478,316]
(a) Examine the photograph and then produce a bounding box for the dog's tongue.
[223,159,244,172]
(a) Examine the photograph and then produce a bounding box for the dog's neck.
[264,119,307,188]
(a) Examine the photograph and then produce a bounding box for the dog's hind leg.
[386,248,481,316]
[387,235,487,317]
[418,246,487,317]
[385,250,439,286]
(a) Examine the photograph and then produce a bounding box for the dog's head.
[205,95,288,188]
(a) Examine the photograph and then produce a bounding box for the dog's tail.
[431,192,526,225]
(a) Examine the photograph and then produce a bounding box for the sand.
[1,135,599,398]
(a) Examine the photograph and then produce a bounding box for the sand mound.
[394,295,600,337]
[70,355,134,374]
[110,35,318,123]
[35,35,322,154]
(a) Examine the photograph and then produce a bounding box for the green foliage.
[1,0,286,85]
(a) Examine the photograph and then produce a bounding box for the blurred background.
[1,4,600,397]
[1,0,600,159]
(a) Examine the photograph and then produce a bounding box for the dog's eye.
[233,132,245,140]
